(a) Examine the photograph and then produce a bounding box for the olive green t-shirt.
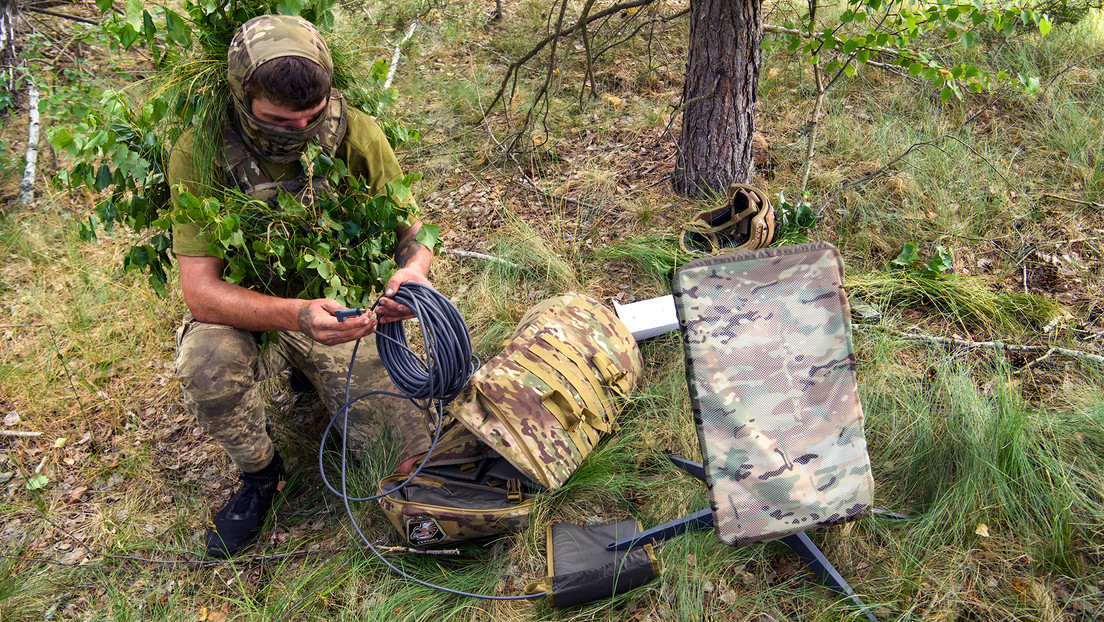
[169,108,415,257]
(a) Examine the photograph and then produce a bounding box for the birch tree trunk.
[1,0,15,90]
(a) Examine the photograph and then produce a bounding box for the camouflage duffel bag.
[377,293,642,546]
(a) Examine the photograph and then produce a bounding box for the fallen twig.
[0,430,43,438]
[380,545,461,555]
[24,6,99,25]
[815,139,939,214]
[441,248,522,269]
[46,326,90,438]
[384,19,417,89]
[1039,193,1104,209]
[815,134,1016,215]
[896,331,1104,365]
[1025,348,1056,370]
[0,553,82,567]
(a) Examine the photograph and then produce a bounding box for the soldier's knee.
[176,326,259,401]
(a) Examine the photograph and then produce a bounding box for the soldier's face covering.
[227,15,334,163]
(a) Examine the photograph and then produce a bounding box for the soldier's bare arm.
[375,221,434,324]
[178,254,377,345]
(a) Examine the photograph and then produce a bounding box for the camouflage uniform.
[170,15,431,472]
[174,316,431,472]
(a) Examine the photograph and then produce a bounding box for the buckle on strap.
[507,479,524,504]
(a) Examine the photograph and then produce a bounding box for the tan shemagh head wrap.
[227,14,334,163]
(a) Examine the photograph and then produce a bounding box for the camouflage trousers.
[173,314,432,473]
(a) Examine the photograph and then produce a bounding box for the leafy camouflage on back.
[451,293,643,489]
[673,242,874,545]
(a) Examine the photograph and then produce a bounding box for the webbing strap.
[580,407,611,435]
[592,351,633,396]
[533,335,611,420]
[519,356,599,448]
[538,389,591,450]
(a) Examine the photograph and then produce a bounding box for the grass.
[3,0,1104,620]
[846,270,1064,337]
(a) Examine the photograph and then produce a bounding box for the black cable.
[318,282,544,601]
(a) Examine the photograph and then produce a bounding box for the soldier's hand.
[296,299,378,345]
[376,268,433,324]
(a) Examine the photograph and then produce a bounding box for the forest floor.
[1,1,1104,620]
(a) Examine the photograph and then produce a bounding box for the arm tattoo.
[395,236,427,268]
[297,305,314,338]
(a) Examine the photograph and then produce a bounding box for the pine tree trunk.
[672,0,762,199]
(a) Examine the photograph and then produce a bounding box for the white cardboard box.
[613,295,679,342]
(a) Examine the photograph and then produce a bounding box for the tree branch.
[895,331,1104,365]
[0,430,42,437]
[576,0,599,108]
[591,7,689,61]
[384,19,417,89]
[441,248,522,269]
[814,131,1015,215]
[24,6,99,25]
[1039,193,1104,209]
[480,0,659,121]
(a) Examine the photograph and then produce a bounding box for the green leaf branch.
[768,0,1052,102]
[889,242,956,277]
[156,152,438,308]
[50,91,174,295]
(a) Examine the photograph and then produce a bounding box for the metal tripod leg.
[605,508,713,552]
[781,531,878,622]
[607,456,883,621]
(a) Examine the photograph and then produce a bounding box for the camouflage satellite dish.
[672,241,874,544]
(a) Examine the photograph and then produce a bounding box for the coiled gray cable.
[318,282,544,601]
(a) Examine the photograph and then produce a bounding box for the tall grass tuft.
[862,350,1104,574]
[847,270,1063,336]
[598,236,689,290]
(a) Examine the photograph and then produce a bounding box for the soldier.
[169,14,434,558]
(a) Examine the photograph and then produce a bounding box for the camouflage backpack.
[672,242,874,545]
[377,293,642,547]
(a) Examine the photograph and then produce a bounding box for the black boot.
[288,367,316,397]
[205,452,284,558]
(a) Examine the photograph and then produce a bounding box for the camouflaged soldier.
[169,15,435,558]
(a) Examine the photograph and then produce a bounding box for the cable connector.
[335,308,366,322]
